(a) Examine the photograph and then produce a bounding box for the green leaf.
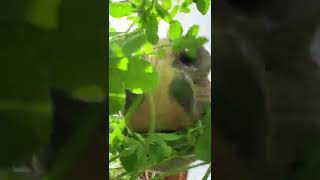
[109,2,134,18]
[202,164,211,180]
[172,36,208,58]
[125,57,160,94]
[0,23,52,167]
[109,67,126,114]
[143,42,154,54]
[127,16,141,25]
[162,0,172,10]
[195,127,211,162]
[146,14,159,45]
[120,140,142,172]
[26,0,60,29]
[156,3,171,23]
[181,0,193,13]
[194,0,210,15]
[156,133,183,141]
[48,0,106,102]
[109,116,125,146]
[122,31,146,56]
[186,25,199,37]
[170,5,179,19]
[156,48,166,59]
[147,135,173,161]
[168,20,183,40]
[195,109,211,163]
[109,27,116,32]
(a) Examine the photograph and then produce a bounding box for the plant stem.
[153,162,209,179]
[202,164,211,180]
[148,93,156,133]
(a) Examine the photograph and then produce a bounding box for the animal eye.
[178,50,195,66]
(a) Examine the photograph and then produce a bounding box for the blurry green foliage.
[0,0,106,179]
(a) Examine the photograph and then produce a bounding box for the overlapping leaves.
[0,0,106,174]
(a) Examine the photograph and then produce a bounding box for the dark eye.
[178,50,195,66]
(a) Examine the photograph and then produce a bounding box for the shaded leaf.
[146,14,159,45]
[125,57,160,94]
[195,109,211,163]
[26,0,60,29]
[122,31,146,56]
[109,67,126,114]
[48,0,106,102]
[194,0,210,15]
[0,23,52,166]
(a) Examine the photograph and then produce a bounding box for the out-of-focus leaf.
[109,27,116,32]
[181,0,193,13]
[109,2,134,18]
[194,0,210,15]
[26,0,61,29]
[172,36,208,58]
[125,57,160,94]
[195,109,211,163]
[156,133,184,141]
[48,0,106,102]
[109,66,126,114]
[170,5,179,19]
[143,42,153,54]
[0,23,52,167]
[168,20,183,40]
[156,3,171,23]
[146,14,159,45]
[162,0,172,10]
[121,31,146,56]
[186,25,199,37]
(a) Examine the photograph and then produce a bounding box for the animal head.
[126,39,211,133]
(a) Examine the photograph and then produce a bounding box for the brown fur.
[127,39,196,132]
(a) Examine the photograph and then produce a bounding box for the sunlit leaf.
[168,20,183,40]
[181,0,192,13]
[186,25,199,37]
[170,5,179,19]
[162,0,172,10]
[109,2,134,18]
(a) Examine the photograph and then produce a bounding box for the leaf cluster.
[0,0,106,179]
